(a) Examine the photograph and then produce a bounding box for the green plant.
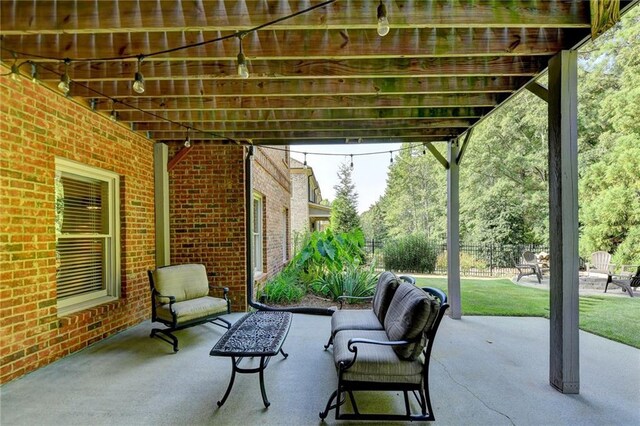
[260,269,304,304]
[314,262,379,302]
[383,234,438,273]
[291,228,366,277]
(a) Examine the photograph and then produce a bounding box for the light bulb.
[184,139,191,148]
[133,72,145,94]
[377,2,390,37]
[58,74,70,94]
[237,52,249,79]
[10,63,20,81]
[30,63,38,83]
[110,110,117,122]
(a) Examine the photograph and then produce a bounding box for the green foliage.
[291,228,366,276]
[360,199,388,242]
[383,234,438,273]
[260,269,304,304]
[313,262,379,302]
[330,161,361,233]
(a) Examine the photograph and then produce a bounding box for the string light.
[132,55,145,94]
[110,100,117,122]
[303,153,308,169]
[10,61,20,81]
[236,34,249,79]
[30,62,38,83]
[57,59,71,94]
[350,154,354,170]
[377,1,390,37]
[184,128,191,148]
[389,151,393,164]
[423,144,427,155]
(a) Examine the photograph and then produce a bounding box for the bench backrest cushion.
[372,271,400,324]
[384,282,441,360]
[153,264,209,303]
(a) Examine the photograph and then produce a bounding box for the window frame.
[253,192,264,275]
[55,158,121,315]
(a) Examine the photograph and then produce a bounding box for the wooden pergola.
[1,0,636,394]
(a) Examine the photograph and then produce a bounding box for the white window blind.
[253,194,263,274]
[55,158,120,314]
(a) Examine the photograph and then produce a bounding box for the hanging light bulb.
[237,34,249,79]
[30,62,38,83]
[109,100,117,122]
[423,144,427,156]
[377,1,390,37]
[132,55,145,94]
[10,61,20,81]
[58,59,71,94]
[350,154,354,170]
[184,128,191,148]
[303,153,308,169]
[389,151,393,164]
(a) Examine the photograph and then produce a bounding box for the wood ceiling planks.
[1,0,633,145]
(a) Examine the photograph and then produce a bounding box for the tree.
[330,161,361,233]
[360,198,388,242]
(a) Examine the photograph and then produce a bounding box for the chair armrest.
[153,291,176,304]
[339,337,414,371]
[210,286,229,295]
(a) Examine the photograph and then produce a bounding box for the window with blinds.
[253,193,264,274]
[55,158,120,314]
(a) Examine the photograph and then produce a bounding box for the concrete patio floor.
[1,313,638,425]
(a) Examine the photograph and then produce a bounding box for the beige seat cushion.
[153,264,210,303]
[334,330,424,384]
[384,282,440,361]
[157,296,228,324]
[331,310,383,335]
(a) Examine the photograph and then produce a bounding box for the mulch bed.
[267,293,371,310]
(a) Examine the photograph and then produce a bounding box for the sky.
[291,143,402,214]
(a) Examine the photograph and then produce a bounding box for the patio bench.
[320,282,449,421]
[147,263,231,352]
[324,271,414,349]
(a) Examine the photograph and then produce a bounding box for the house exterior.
[0,75,290,384]
[290,158,331,249]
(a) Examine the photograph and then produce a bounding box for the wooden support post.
[456,128,473,165]
[526,81,549,103]
[424,142,449,169]
[548,50,580,394]
[447,139,461,319]
[153,143,170,267]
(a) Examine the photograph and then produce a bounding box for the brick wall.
[167,143,247,311]
[253,147,291,284]
[0,75,155,384]
[290,167,311,241]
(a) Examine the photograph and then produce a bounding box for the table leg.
[259,356,270,408]
[217,356,237,407]
[279,347,288,359]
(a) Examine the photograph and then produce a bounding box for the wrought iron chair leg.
[347,390,359,414]
[319,390,339,419]
[217,357,238,407]
[259,356,270,408]
[403,390,411,416]
[150,328,179,352]
[323,334,333,350]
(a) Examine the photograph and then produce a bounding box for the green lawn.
[415,277,640,348]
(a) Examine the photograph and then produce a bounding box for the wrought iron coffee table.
[210,311,292,408]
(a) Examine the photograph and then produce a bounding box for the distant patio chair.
[587,251,615,280]
[515,251,543,284]
[606,265,640,297]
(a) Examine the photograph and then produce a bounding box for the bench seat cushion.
[157,296,228,324]
[334,330,424,384]
[372,271,401,323]
[331,310,383,335]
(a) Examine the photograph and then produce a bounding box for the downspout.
[245,146,332,316]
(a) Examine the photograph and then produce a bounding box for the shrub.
[260,269,304,304]
[383,234,438,273]
[291,228,366,277]
[314,262,379,302]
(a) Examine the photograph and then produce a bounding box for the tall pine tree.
[330,161,361,233]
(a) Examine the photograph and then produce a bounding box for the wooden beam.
[113,107,492,123]
[167,144,193,171]
[424,142,449,169]
[105,93,503,112]
[156,136,449,146]
[548,50,579,395]
[447,139,461,319]
[526,81,549,103]
[30,57,546,81]
[0,1,591,35]
[62,76,529,99]
[456,128,474,165]
[3,28,569,61]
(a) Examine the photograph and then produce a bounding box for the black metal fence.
[364,239,549,278]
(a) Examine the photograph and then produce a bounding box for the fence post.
[490,243,494,276]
